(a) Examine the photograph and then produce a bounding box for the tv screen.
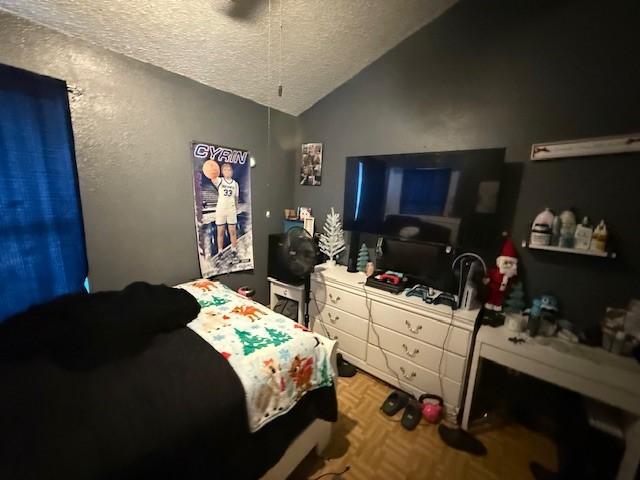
[343,148,506,251]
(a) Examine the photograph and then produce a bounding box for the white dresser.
[310,263,480,416]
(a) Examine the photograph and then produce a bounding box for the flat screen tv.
[343,148,506,251]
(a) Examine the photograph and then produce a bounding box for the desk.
[462,325,640,480]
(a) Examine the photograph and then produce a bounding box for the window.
[0,64,88,322]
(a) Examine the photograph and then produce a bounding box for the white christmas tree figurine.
[319,207,346,265]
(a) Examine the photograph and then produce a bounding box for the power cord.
[361,281,403,387]
[310,465,351,480]
[437,308,456,421]
[310,288,333,340]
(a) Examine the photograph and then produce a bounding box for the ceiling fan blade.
[226,0,263,20]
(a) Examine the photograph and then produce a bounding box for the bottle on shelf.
[530,208,555,246]
[590,220,608,252]
[551,215,562,246]
[559,210,577,248]
[574,216,593,250]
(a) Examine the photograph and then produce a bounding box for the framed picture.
[298,206,312,219]
[530,133,640,160]
[303,217,315,236]
[300,143,323,186]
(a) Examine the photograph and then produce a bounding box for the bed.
[0,280,338,480]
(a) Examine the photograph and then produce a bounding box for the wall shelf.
[521,241,617,259]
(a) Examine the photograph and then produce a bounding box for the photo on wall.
[191,141,254,277]
[299,142,323,186]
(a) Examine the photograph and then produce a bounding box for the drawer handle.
[405,320,422,334]
[328,293,341,303]
[332,335,339,341]
[401,344,420,358]
[399,366,416,380]
[327,312,340,323]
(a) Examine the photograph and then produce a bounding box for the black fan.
[282,227,317,277]
[281,227,317,327]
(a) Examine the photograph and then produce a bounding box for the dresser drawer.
[311,283,368,319]
[370,301,470,356]
[309,302,368,340]
[367,345,461,407]
[368,323,465,383]
[312,321,367,361]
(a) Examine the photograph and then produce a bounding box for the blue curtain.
[0,64,88,322]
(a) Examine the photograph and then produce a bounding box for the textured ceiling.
[0,0,455,115]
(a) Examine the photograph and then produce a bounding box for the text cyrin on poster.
[193,143,248,164]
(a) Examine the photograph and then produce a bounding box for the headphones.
[418,393,444,423]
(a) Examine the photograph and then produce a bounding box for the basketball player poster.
[191,141,254,277]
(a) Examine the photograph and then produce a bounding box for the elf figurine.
[484,237,518,311]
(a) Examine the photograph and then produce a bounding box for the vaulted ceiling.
[0,0,455,115]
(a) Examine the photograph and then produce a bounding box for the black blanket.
[0,286,337,479]
[0,282,200,365]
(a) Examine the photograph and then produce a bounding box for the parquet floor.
[289,370,557,480]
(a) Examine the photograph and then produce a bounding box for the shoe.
[337,353,357,377]
[381,390,410,416]
[401,398,422,430]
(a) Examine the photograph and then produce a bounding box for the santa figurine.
[484,237,518,311]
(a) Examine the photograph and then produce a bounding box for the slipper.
[381,390,410,416]
[401,398,422,430]
[337,353,357,378]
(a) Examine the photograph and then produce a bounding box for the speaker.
[346,231,360,272]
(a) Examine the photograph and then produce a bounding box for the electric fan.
[281,227,318,327]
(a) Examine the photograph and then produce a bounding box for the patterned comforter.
[176,279,335,432]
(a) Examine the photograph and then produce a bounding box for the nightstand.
[268,277,305,324]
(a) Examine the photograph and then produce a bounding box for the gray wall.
[0,12,298,303]
[294,0,640,327]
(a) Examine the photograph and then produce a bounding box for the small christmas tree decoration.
[319,207,346,265]
[265,327,292,347]
[504,281,526,313]
[357,243,369,272]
